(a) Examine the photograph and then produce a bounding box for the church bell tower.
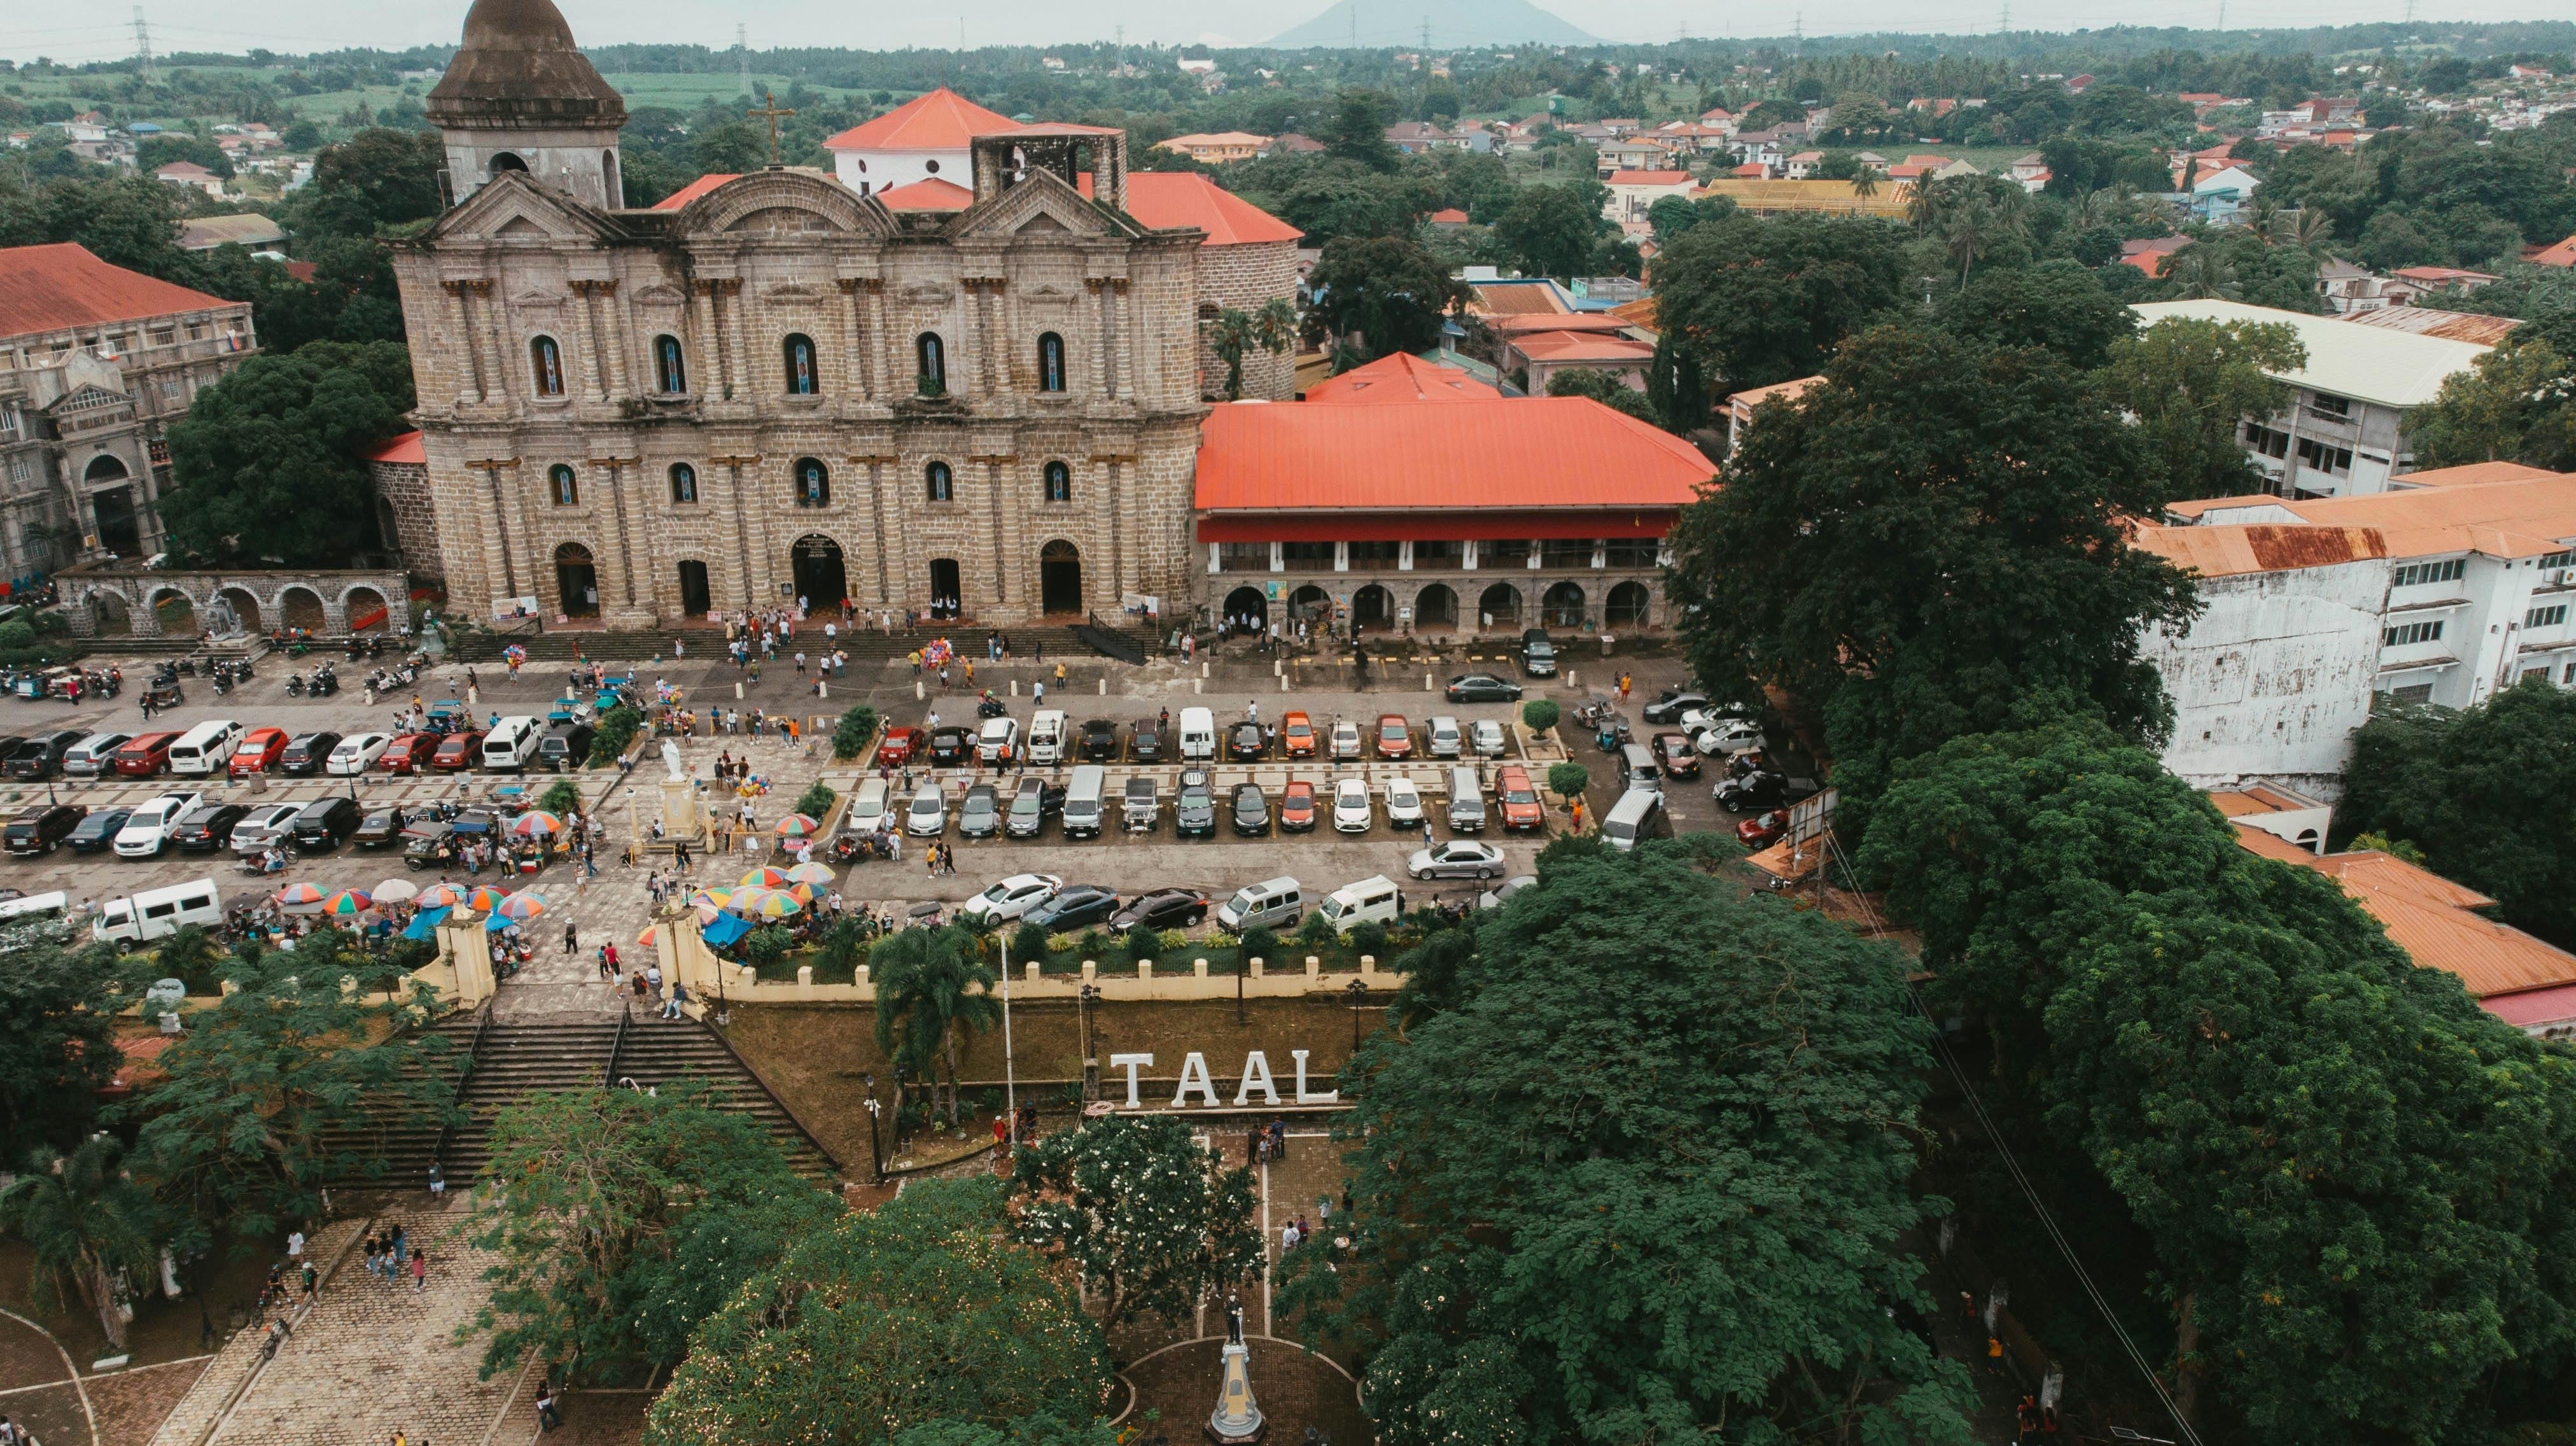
[425,0,629,211]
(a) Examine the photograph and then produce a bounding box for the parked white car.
[961,873,1064,923]
[228,803,305,857]
[326,732,393,775]
[1470,719,1506,758]
[114,792,206,859]
[1383,777,1425,829]
[1331,778,1373,833]
[1426,715,1463,759]
[905,782,946,837]
[1407,840,1506,881]
[977,717,1021,763]
[1693,720,1767,757]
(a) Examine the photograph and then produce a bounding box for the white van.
[846,778,894,834]
[1619,743,1662,799]
[92,878,223,944]
[1178,706,1217,763]
[167,719,244,776]
[1215,876,1301,933]
[0,890,68,923]
[1061,764,1107,839]
[1446,766,1487,833]
[1026,710,1069,766]
[977,716,1021,763]
[1319,874,1403,932]
[1602,789,1663,852]
[481,715,543,771]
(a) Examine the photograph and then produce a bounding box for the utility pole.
[734,25,750,97]
[132,7,156,86]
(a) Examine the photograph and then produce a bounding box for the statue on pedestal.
[1207,1291,1265,1443]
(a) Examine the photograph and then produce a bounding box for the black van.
[3,803,85,856]
[1519,628,1557,678]
[291,796,363,852]
[537,722,595,771]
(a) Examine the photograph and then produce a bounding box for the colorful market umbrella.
[417,881,468,910]
[321,888,373,916]
[728,885,775,914]
[372,878,420,904]
[508,811,563,838]
[745,889,804,918]
[773,813,820,838]
[636,923,659,948]
[465,885,512,913]
[496,890,549,922]
[689,887,733,911]
[275,882,327,913]
[692,899,727,926]
[783,862,836,887]
[778,881,816,907]
[737,867,788,890]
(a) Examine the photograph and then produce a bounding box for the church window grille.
[1044,461,1072,503]
[795,458,830,508]
[669,463,697,504]
[654,335,687,394]
[783,333,818,395]
[531,336,566,398]
[915,333,946,395]
[926,461,954,503]
[549,465,578,507]
[1038,332,1066,392]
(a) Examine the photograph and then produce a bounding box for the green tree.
[1860,720,2576,1441]
[2163,241,2242,300]
[137,134,233,179]
[1304,235,1467,366]
[2408,337,2576,474]
[1277,844,1972,1445]
[1204,297,1298,401]
[160,340,417,566]
[1643,331,1711,433]
[1651,211,1912,389]
[0,937,134,1162]
[0,172,192,281]
[869,926,1000,1130]
[2340,682,2576,949]
[644,1177,1115,1446]
[1492,179,1611,281]
[460,1088,838,1381]
[0,1135,165,1349]
[832,704,879,760]
[1543,365,1657,423]
[1544,761,1590,801]
[291,127,445,239]
[118,939,456,1248]
[1931,259,2136,370]
[1519,698,1560,735]
[1665,325,2197,834]
[1007,1114,1262,1343]
[1319,87,1401,172]
[2099,314,2307,498]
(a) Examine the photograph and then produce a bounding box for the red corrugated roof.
[1200,509,1666,542]
[875,177,974,212]
[650,173,739,211]
[821,87,1016,153]
[0,242,238,338]
[1305,352,1499,404]
[1513,331,1654,363]
[362,431,426,465]
[1078,172,1301,246]
[1196,398,1712,514]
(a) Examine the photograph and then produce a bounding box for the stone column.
[594,457,639,609]
[837,279,871,398]
[714,454,762,610]
[594,280,631,400]
[441,281,485,404]
[1105,279,1130,400]
[984,279,1013,397]
[979,455,1013,608]
[1088,279,1117,401]
[860,457,894,603]
[570,283,606,402]
[692,281,729,400]
[470,282,511,412]
[469,460,521,601]
[719,280,750,401]
[865,281,896,398]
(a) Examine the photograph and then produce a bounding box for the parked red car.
[432,730,486,771]
[378,733,439,774]
[228,727,289,778]
[113,731,179,776]
[1495,765,1543,832]
[1736,810,1791,850]
[1375,714,1413,760]
[1279,780,1317,832]
[876,726,921,767]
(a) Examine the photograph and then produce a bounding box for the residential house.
[176,214,288,253]
[151,162,224,198]
[1155,132,1270,164]
[2509,64,2554,80]
[2316,256,2400,313]
[2533,233,2576,268]
[1384,121,1461,154]
[1595,136,1677,174]
[1601,170,1695,224]
[1723,375,1821,455]
[1725,128,1792,170]
[1782,150,1824,180]
[2009,151,2048,185]
[1270,133,1326,154]
[2386,266,2500,303]
[2188,164,2261,224]
[2297,96,2363,125]
[2121,235,2192,278]
[1427,207,1470,229]
[2132,299,2491,498]
[1730,160,1774,179]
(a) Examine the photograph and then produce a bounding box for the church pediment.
[631,283,688,307]
[42,383,131,416]
[677,171,886,241]
[760,282,830,303]
[1019,281,1082,305]
[426,169,626,246]
[950,169,1142,243]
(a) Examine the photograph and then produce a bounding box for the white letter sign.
[1235,1051,1280,1106]
[1109,1053,1154,1109]
[1172,1051,1219,1107]
[1292,1049,1339,1104]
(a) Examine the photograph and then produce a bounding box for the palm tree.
[0,1135,163,1350]
[2167,244,2243,301]
[869,925,1002,1132]
[1849,168,1880,205]
[2292,207,2335,250]
[1205,297,1301,401]
[2246,193,2285,244]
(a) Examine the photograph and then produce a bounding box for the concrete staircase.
[610,1009,838,1178]
[445,620,1160,666]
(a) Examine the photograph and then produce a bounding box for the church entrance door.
[676,561,712,618]
[1039,540,1083,617]
[554,543,599,619]
[790,535,848,610]
[928,559,962,621]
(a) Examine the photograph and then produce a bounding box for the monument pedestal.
[659,777,709,846]
[1207,1338,1266,1443]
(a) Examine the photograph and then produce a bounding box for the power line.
[131,6,155,84]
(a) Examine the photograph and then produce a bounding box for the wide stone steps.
[444,622,1158,666]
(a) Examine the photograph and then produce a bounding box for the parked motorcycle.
[286,674,307,698]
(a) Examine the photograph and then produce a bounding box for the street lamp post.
[998,936,1016,1125]
[1078,982,1102,1103]
[861,1071,884,1183]
[1347,977,1369,1053]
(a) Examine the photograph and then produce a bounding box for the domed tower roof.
[426,0,625,132]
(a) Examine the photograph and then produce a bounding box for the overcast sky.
[6,0,2566,65]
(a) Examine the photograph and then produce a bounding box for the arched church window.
[549,465,578,507]
[531,336,566,398]
[1038,333,1066,393]
[669,463,697,504]
[489,151,528,177]
[795,458,830,508]
[926,461,954,503]
[1043,461,1072,504]
[783,334,818,395]
[654,335,686,395]
[915,333,946,396]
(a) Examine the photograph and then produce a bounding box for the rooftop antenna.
[734,25,750,97]
[132,6,157,85]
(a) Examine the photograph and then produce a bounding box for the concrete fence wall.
[61,562,416,640]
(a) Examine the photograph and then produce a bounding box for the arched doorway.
[1541,580,1587,631]
[1352,582,1393,633]
[554,544,599,619]
[928,558,962,620]
[1286,585,1331,630]
[676,561,713,619]
[86,456,141,557]
[1039,540,1083,617]
[1415,582,1459,631]
[213,587,260,635]
[279,586,325,634]
[1606,580,1651,628]
[149,589,197,638]
[89,591,131,636]
[791,535,848,610]
[1222,586,1269,633]
[344,586,389,633]
[1477,583,1522,629]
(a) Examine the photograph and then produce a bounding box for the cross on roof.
[748,90,796,167]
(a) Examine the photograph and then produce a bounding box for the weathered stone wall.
[368,458,445,584]
[62,562,414,639]
[1194,239,1301,402]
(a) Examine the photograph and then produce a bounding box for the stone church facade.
[392,0,1255,629]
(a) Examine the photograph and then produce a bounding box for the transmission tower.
[1998,2,2010,34]
[132,7,157,85]
[736,25,751,97]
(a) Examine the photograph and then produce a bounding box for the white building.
[1599,169,1696,224]
[819,87,1016,198]
[2132,300,2492,498]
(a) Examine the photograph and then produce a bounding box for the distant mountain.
[1266,0,1598,50]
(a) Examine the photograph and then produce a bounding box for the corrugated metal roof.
[2236,825,2576,999]
[2343,306,2522,346]
[1196,398,1713,513]
[2262,472,2576,560]
[1512,331,1654,363]
[2132,299,2491,409]
[1470,279,1573,317]
[1305,353,1499,404]
[2131,523,2387,576]
[2390,461,2562,489]
[0,242,239,339]
[820,87,1016,153]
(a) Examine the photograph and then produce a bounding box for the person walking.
[428,1162,445,1198]
[536,1384,563,1433]
[391,1224,407,1269]
[409,1250,428,1295]
[562,921,578,956]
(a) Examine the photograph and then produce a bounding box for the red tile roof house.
[1194,394,1712,635]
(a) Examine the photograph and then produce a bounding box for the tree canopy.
[1008,1113,1263,1344]
[0,934,138,1163]
[2097,314,2306,498]
[1278,840,1971,1445]
[1304,235,1468,367]
[2407,337,2576,475]
[160,339,417,567]
[1650,211,1912,390]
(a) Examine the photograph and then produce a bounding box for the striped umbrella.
[692,899,727,927]
[783,862,836,887]
[496,890,548,922]
[737,867,788,890]
[636,923,658,948]
[728,885,775,915]
[689,887,733,911]
[745,889,804,919]
[372,878,420,903]
[321,888,373,916]
[275,882,327,913]
[465,885,511,913]
[773,813,821,838]
[508,811,564,838]
[778,881,816,907]
[417,881,468,910]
